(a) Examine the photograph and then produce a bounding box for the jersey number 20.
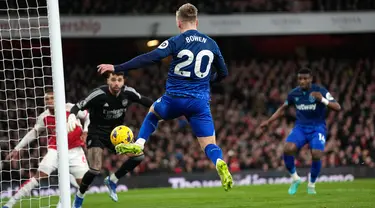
[174,49,214,78]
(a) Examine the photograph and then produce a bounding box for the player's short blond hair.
[176,3,198,22]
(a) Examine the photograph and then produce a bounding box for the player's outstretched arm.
[97,39,174,75]
[260,103,288,129]
[7,116,45,160]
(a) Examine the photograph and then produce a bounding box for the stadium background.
[1,0,375,207]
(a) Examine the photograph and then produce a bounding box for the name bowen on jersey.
[114,30,228,101]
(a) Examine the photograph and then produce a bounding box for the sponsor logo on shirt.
[295,104,316,110]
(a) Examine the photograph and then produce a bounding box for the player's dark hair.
[176,3,198,22]
[105,71,125,79]
[45,88,54,94]
[297,67,312,76]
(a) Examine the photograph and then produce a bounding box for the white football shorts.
[38,147,89,178]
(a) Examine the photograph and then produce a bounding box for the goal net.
[0,0,68,207]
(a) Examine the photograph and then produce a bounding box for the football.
[110,125,134,146]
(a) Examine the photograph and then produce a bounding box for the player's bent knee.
[74,179,82,188]
[149,106,162,120]
[149,105,155,113]
[36,170,49,179]
[68,175,80,188]
[197,135,216,150]
[71,168,90,179]
[87,147,103,170]
[39,171,48,177]
[88,168,101,176]
[311,150,324,160]
[37,166,54,178]
[284,142,298,155]
[88,162,102,171]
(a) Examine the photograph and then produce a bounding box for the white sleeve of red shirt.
[14,110,47,151]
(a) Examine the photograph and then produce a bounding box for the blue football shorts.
[153,94,215,137]
[286,124,326,151]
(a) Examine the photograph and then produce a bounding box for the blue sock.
[204,144,223,165]
[310,160,322,183]
[283,154,296,174]
[137,112,159,141]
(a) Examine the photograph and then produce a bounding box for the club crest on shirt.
[294,97,299,102]
[309,95,316,103]
[158,40,169,49]
[326,92,334,101]
[122,99,128,107]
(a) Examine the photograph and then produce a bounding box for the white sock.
[307,173,315,187]
[135,138,146,150]
[291,172,300,181]
[5,177,39,207]
[216,158,223,165]
[77,190,85,198]
[110,173,119,184]
[308,182,315,187]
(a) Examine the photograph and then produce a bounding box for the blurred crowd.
[1,56,374,180]
[58,0,375,14]
[1,0,375,17]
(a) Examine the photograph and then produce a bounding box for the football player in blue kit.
[260,68,341,195]
[97,3,233,191]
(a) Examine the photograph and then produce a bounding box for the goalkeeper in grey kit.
[67,71,153,208]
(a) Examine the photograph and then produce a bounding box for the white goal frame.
[46,0,71,207]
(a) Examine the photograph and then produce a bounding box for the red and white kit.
[14,103,90,178]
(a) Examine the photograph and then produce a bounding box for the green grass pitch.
[6,179,375,208]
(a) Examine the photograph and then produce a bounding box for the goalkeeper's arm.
[123,86,154,108]
[69,89,103,132]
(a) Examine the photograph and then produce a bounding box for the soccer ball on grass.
[110,125,134,146]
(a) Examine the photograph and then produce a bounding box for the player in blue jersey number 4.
[97,3,233,192]
[260,68,341,195]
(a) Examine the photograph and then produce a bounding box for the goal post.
[46,0,71,207]
[0,0,71,207]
